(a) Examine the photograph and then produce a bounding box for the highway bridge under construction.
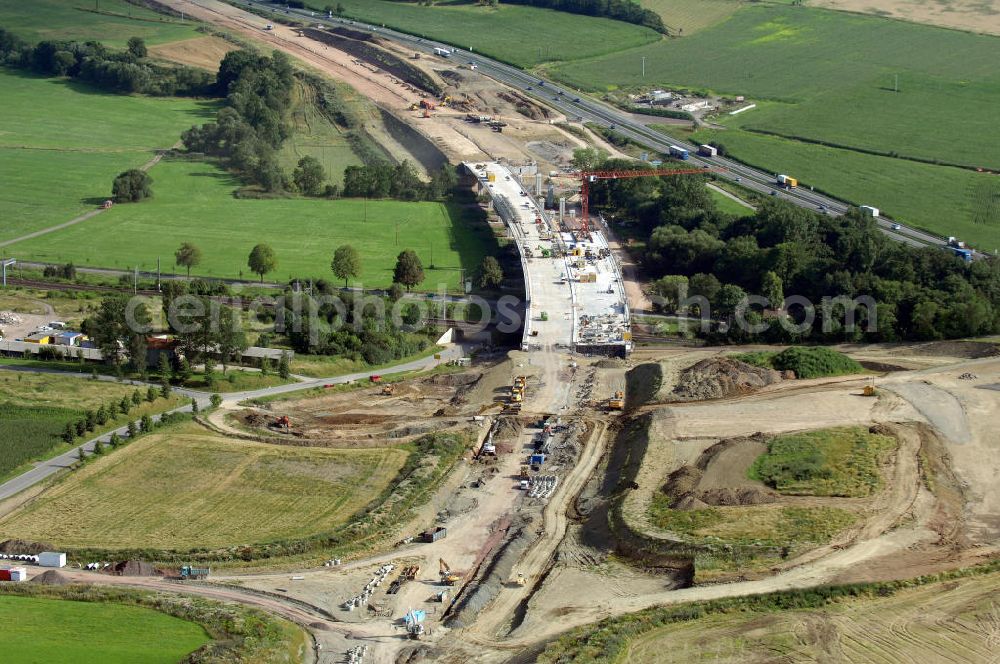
[466,161,632,358]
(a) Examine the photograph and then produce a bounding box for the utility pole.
[641,56,646,78]
[133,266,138,294]
[894,74,899,93]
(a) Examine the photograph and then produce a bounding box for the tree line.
[587,156,1000,342]
[500,0,667,34]
[0,30,213,95]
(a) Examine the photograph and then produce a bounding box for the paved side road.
[0,344,464,503]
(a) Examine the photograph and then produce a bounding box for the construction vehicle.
[777,174,799,188]
[608,391,625,411]
[370,374,382,383]
[510,390,523,403]
[180,565,210,580]
[515,573,527,586]
[519,464,531,480]
[381,384,396,396]
[862,377,877,397]
[404,609,426,639]
[419,99,436,110]
[439,558,461,586]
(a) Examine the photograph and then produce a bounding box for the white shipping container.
[38,551,66,568]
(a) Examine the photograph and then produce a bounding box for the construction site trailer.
[38,552,66,568]
[422,527,447,543]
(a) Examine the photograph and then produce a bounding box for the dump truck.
[180,565,210,580]
[776,174,798,188]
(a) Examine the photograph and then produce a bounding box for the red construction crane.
[579,167,723,233]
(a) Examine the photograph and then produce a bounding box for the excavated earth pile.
[672,358,781,401]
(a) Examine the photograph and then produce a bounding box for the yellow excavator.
[439,558,461,586]
[862,377,877,397]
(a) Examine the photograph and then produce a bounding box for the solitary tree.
[278,351,291,380]
[127,36,147,60]
[109,432,122,448]
[111,169,153,203]
[293,155,326,196]
[393,250,424,291]
[331,244,361,288]
[478,256,504,289]
[140,414,154,433]
[62,422,76,444]
[126,420,138,438]
[174,242,203,278]
[248,243,277,283]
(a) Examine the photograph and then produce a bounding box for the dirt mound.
[596,359,625,369]
[0,539,52,555]
[672,358,781,401]
[663,466,703,501]
[113,560,159,577]
[31,570,70,585]
[908,340,1000,359]
[699,487,778,506]
[492,416,522,442]
[674,495,710,511]
[859,360,909,373]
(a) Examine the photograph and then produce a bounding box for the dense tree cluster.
[181,49,295,191]
[501,0,666,34]
[111,169,153,203]
[590,157,1000,342]
[0,29,212,95]
[342,160,458,201]
[280,291,431,363]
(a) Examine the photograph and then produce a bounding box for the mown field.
[640,0,741,35]
[0,422,409,549]
[622,571,1000,663]
[0,69,215,242]
[278,79,362,186]
[688,126,1000,249]
[310,0,661,67]
[0,372,183,480]
[0,595,209,664]
[706,185,753,216]
[0,0,199,47]
[7,158,495,290]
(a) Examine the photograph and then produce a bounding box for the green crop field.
[0,421,409,549]
[310,0,661,68]
[0,0,200,47]
[0,595,208,664]
[7,158,496,290]
[0,70,216,243]
[549,5,1000,247]
[686,127,1000,249]
[0,372,183,480]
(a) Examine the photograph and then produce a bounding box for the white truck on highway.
[776,174,798,188]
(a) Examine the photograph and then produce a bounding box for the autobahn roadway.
[243,0,949,251]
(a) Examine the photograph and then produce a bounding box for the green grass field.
[278,79,362,186]
[312,0,661,68]
[707,185,753,216]
[0,69,216,243]
[0,421,409,549]
[0,595,209,664]
[749,426,896,497]
[0,372,183,481]
[7,158,495,290]
[687,126,1000,249]
[0,0,200,47]
[649,500,856,548]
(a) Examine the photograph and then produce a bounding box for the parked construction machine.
[273,415,292,431]
[607,391,625,411]
[862,377,877,397]
[439,558,462,586]
[381,384,396,396]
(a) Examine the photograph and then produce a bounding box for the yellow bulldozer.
[862,377,877,397]
[607,391,625,411]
